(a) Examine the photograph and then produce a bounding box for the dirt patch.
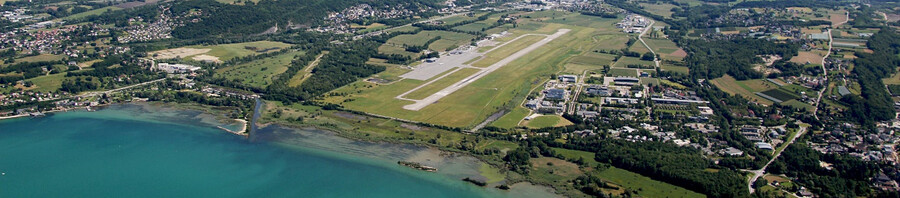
[829,12,848,25]
[192,54,221,63]
[151,48,210,60]
[669,48,687,58]
[401,123,423,131]
[790,51,823,65]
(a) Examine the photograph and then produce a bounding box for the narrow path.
[293,51,328,86]
[813,11,848,122]
[78,78,166,98]
[637,20,659,69]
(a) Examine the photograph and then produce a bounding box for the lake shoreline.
[1,101,559,197]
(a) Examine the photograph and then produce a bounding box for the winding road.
[748,11,849,194]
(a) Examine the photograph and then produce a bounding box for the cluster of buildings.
[0,90,69,107]
[117,6,182,43]
[315,4,422,34]
[0,25,77,54]
[153,63,201,74]
[616,14,649,33]
[2,8,33,22]
[805,121,900,191]
[525,81,570,114]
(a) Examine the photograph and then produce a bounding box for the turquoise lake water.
[0,104,552,197]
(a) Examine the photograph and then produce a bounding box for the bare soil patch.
[151,48,210,60]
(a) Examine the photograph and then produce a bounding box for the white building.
[155,63,201,73]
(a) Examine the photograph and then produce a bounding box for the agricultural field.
[639,3,678,18]
[759,88,800,103]
[8,54,66,65]
[661,63,690,74]
[709,75,779,105]
[608,68,638,77]
[23,72,69,92]
[350,22,387,33]
[612,57,654,68]
[152,41,292,63]
[789,51,824,65]
[185,41,292,62]
[214,50,304,88]
[439,12,488,25]
[567,53,617,71]
[644,38,686,61]
[59,6,122,21]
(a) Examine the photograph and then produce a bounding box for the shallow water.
[0,103,556,197]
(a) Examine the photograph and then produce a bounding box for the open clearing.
[524,115,572,128]
[150,41,293,62]
[639,3,677,18]
[185,41,292,62]
[709,75,778,105]
[597,167,706,198]
[151,48,211,60]
[789,51,824,65]
[215,50,304,88]
[288,51,328,87]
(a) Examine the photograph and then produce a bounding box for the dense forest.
[680,39,798,80]
[594,140,748,197]
[170,0,444,39]
[842,29,900,124]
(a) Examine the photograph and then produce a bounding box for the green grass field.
[552,148,600,166]
[709,75,779,105]
[215,50,304,88]
[661,63,690,74]
[613,56,654,68]
[490,107,530,128]
[644,38,685,61]
[639,3,677,18]
[525,115,568,128]
[404,68,481,100]
[608,68,638,77]
[59,6,122,21]
[566,53,616,73]
[597,167,706,198]
[25,72,69,92]
[472,35,545,67]
[187,41,292,61]
[8,54,67,66]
